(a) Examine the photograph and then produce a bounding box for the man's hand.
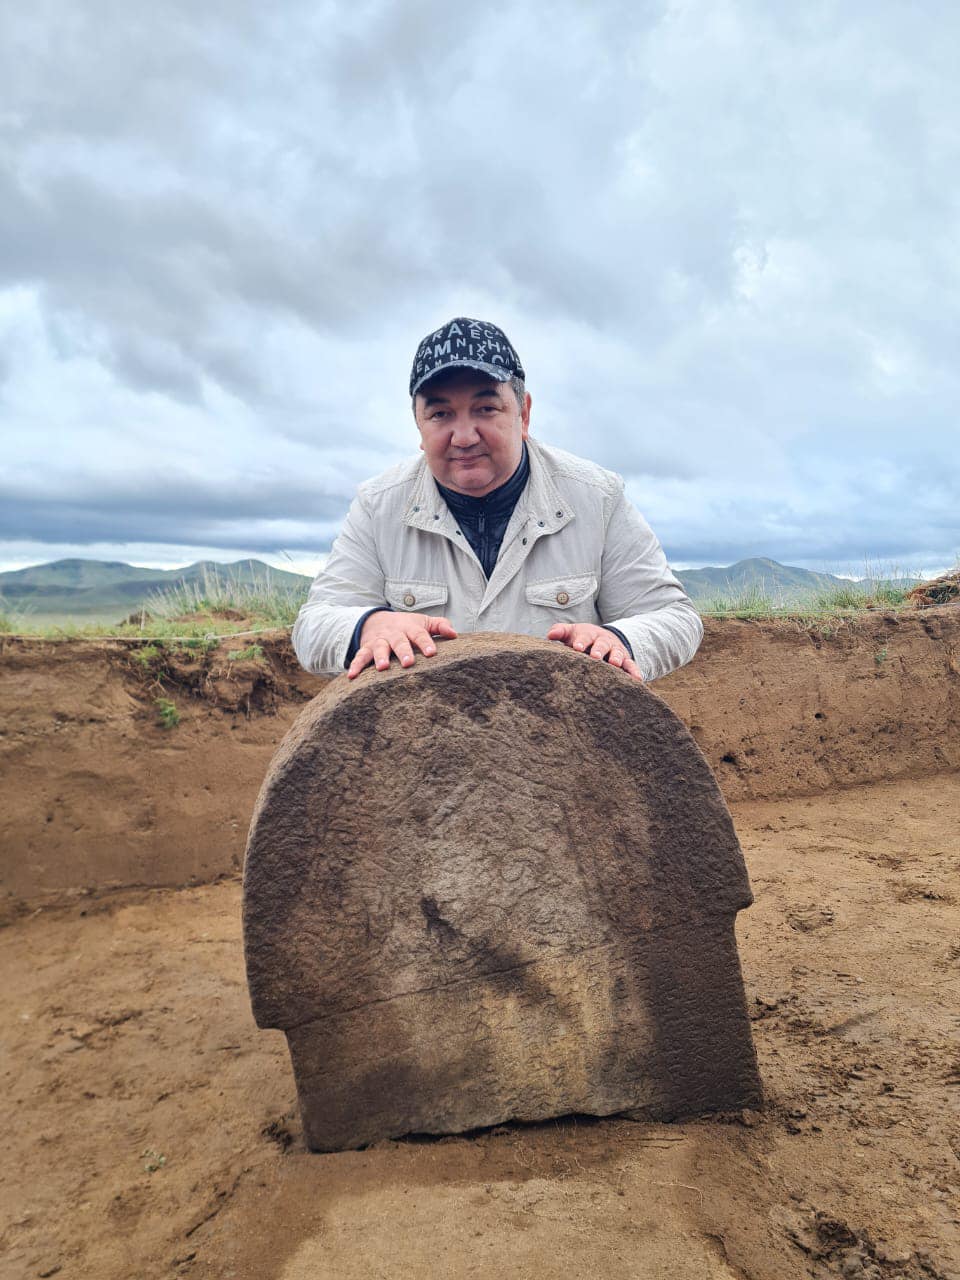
[347,611,458,679]
[547,622,644,681]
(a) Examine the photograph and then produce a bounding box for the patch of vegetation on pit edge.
[154,698,180,729]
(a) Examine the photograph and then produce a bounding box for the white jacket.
[292,438,703,681]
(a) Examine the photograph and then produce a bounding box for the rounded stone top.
[243,633,751,1031]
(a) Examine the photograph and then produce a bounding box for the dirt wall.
[0,636,325,908]
[1,608,958,906]
[657,607,960,799]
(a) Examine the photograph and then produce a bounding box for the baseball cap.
[409,317,525,397]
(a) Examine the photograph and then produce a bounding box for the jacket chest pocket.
[524,573,598,610]
[384,579,449,612]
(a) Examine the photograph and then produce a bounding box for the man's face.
[414,368,531,497]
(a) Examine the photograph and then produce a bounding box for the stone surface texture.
[243,633,761,1151]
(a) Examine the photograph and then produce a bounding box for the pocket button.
[403,593,416,607]
[556,590,570,605]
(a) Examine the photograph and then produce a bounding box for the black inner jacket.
[435,442,530,578]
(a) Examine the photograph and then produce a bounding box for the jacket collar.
[403,437,573,537]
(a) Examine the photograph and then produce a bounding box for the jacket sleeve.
[596,485,704,682]
[291,494,389,674]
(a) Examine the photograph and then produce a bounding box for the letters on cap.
[410,317,525,398]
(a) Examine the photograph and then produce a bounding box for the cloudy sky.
[2,0,957,578]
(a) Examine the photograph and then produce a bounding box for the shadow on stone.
[243,633,762,1151]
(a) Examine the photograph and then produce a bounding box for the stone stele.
[243,633,761,1151]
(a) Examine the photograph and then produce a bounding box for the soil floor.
[2,773,958,1280]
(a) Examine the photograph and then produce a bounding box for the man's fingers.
[546,622,642,678]
[425,615,458,638]
[347,645,374,679]
[411,629,438,657]
[393,637,416,668]
[349,614,454,679]
[586,636,611,661]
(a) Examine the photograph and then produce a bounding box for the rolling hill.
[0,559,311,625]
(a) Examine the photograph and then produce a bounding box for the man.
[292,318,702,681]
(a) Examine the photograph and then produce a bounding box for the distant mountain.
[0,558,165,590]
[0,558,312,624]
[673,557,846,603]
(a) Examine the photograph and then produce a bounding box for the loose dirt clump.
[120,629,319,714]
[907,570,960,609]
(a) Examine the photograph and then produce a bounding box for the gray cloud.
[0,471,351,550]
[1,0,958,571]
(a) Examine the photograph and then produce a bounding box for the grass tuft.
[809,582,871,612]
[700,581,782,618]
[154,698,180,729]
[175,636,219,652]
[0,593,32,634]
[228,644,265,662]
[147,566,306,628]
[131,643,164,668]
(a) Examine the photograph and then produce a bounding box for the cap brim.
[411,360,513,398]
